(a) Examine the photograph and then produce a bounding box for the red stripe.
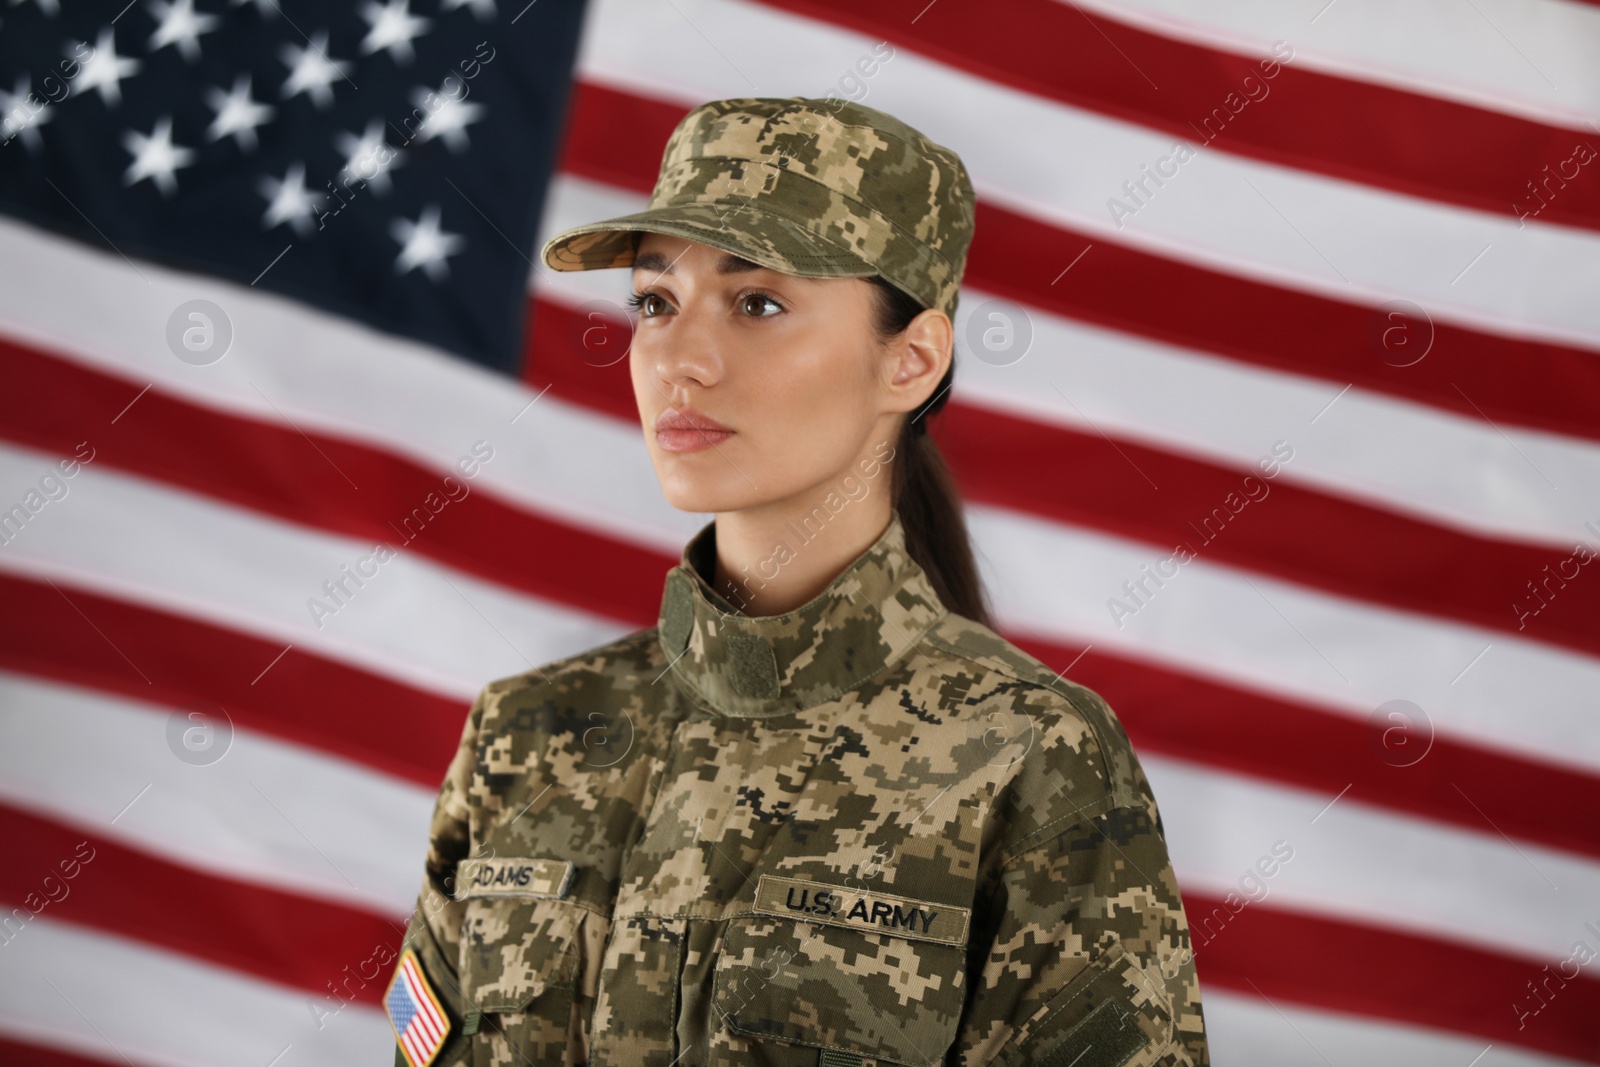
[400,998,434,1051]
[410,1014,442,1052]
[0,805,401,1005]
[1190,894,1600,1062]
[759,0,1600,234]
[12,223,1600,673]
[941,401,1600,659]
[400,960,445,1049]
[0,497,1591,1055]
[10,541,1599,872]
[0,1035,135,1067]
[0,335,672,623]
[402,957,445,1040]
[527,297,1600,661]
[965,198,1600,447]
[12,556,1599,1055]
[556,80,1600,445]
[6,346,1599,860]
[1011,634,1600,864]
[0,570,467,788]
[6,803,1599,1062]
[401,1027,426,1067]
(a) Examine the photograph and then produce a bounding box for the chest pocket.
[457,854,584,1006]
[461,895,581,1009]
[458,893,603,1061]
[711,907,969,1067]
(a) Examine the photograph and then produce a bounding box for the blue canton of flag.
[0,0,587,373]
[386,948,452,1067]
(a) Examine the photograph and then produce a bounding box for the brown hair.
[865,276,995,629]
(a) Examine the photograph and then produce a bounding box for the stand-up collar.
[656,511,949,718]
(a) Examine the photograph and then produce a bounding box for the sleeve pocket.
[995,939,1175,1067]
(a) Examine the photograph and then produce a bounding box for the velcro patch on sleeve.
[454,857,576,900]
[752,874,970,946]
[1037,997,1150,1067]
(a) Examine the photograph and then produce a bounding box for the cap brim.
[540,202,881,282]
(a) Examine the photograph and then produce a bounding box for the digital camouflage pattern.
[538,96,976,322]
[393,512,1209,1066]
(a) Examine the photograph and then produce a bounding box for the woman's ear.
[888,308,953,402]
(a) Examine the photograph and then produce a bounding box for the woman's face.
[627,232,947,516]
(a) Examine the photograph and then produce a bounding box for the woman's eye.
[739,293,783,317]
[626,291,669,317]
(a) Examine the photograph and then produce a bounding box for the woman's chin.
[658,472,781,517]
[658,477,742,516]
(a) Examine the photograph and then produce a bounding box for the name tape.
[455,857,575,901]
[752,874,970,946]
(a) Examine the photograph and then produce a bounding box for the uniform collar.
[656,511,949,718]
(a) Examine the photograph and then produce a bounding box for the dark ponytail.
[866,276,995,630]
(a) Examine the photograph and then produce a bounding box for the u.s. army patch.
[753,874,971,946]
[386,948,452,1067]
[454,856,576,900]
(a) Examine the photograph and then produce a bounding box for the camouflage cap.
[539,96,976,321]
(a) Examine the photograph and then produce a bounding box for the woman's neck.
[708,500,894,617]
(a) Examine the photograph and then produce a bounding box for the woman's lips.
[656,427,734,453]
[656,408,733,453]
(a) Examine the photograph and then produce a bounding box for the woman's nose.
[646,297,723,390]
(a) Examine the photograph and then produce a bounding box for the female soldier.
[386,96,1209,1067]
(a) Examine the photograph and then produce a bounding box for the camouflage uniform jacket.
[393,511,1209,1066]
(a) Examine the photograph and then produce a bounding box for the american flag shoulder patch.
[386,948,453,1067]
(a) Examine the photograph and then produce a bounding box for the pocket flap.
[460,896,584,1013]
[714,914,967,1067]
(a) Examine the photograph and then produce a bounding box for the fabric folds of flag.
[1,0,1598,1065]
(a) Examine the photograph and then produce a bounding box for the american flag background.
[0,0,1597,1064]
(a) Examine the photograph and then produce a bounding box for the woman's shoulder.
[916,611,1148,855]
[472,626,668,727]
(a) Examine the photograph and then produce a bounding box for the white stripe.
[407,1009,438,1063]
[1063,0,1600,131]
[7,662,1600,974]
[1147,752,1600,965]
[575,0,1600,350]
[969,504,1600,774]
[401,961,445,1044]
[412,963,448,1038]
[1203,987,1587,1067]
[400,960,440,1041]
[401,1026,428,1066]
[0,923,1584,1067]
[4,428,1598,776]
[954,284,1600,549]
[8,186,1597,576]
[0,212,708,559]
[0,440,630,701]
[0,917,393,1067]
[0,670,432,917]
[540,175,1600,548]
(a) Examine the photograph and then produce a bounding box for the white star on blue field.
[0,0,589,373]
